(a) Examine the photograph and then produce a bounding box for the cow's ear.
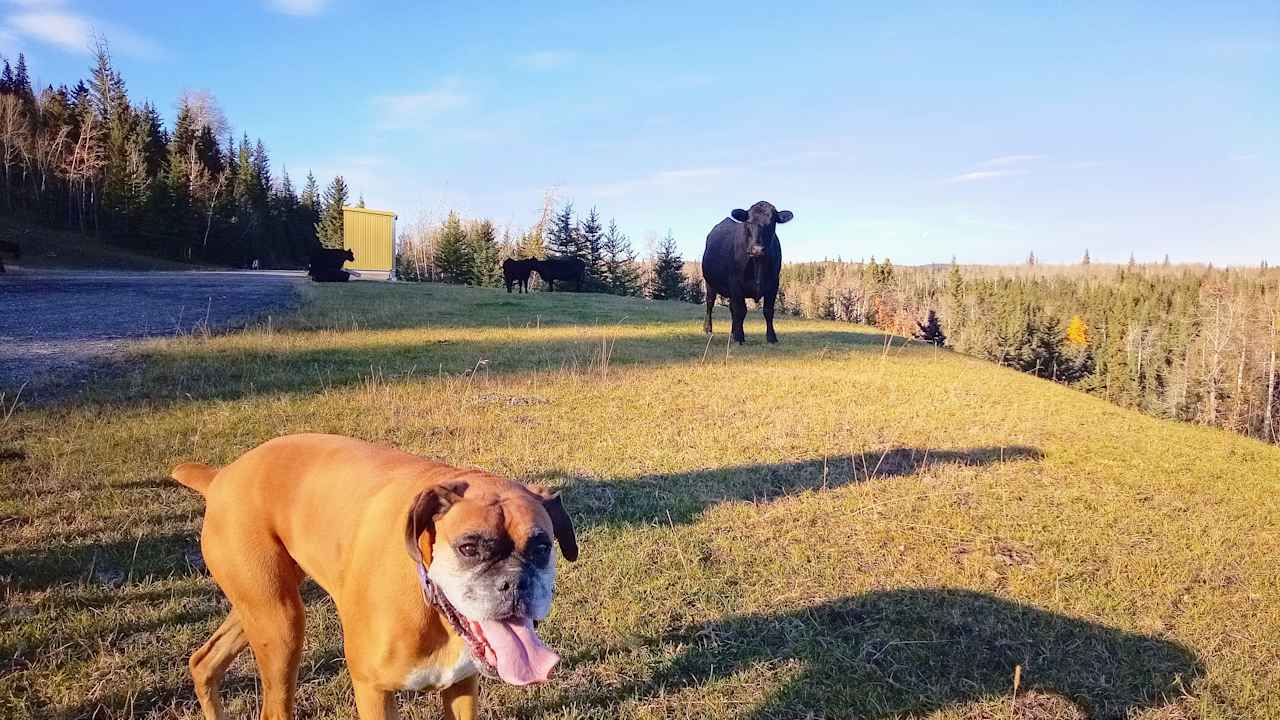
[730,209,749,222]
[775,210,794,224]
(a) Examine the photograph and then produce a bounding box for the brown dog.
[172,433,577,720]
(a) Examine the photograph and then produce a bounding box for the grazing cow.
[0,239,19,273]
[309,247,355,283]
[503,257,537,293]
[702,201,793,344]
[532,255,585,292]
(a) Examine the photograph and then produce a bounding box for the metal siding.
[343,208,395,272]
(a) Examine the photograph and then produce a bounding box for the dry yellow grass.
[2,282,1279,719]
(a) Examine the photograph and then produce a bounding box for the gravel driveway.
[0,270,303,395]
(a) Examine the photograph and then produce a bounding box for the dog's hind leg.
[190,611,249,720]
[204,535,306,720]
[238,576,306,720]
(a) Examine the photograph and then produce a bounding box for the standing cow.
[503,257,537,293]
[702,201,793,344]
[532,255,586,292]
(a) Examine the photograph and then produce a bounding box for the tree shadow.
[0,531,203,592]
[551,446,1043,530]
[72,324,891,407]
[539,589,1200,720]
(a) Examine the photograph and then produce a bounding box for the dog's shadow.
[538,588,1200,720]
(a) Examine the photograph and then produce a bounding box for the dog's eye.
[526,540,551,564]
[457,543,479,558]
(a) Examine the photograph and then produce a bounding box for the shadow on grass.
[536,589,1200,720]
[0,531,202,592]
[82,323,892,406]
[551,446,1043,530]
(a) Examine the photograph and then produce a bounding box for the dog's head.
[404,478,577,685]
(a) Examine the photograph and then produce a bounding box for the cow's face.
[730,201,793,257]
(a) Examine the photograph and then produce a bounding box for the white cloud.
[5,7,161,58]
[944,169,1026,184]
[584,167,730,198]
[267,0,328,17]
[515,50,575,70]
[977,154,1046,167]
[372,82,470,129]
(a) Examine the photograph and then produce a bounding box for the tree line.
[777,257,1280,445]
[0,41,353,267]
[395,196,704,301]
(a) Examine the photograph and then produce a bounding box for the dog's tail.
[171,462,218,497]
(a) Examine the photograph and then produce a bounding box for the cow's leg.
[730,296,747,344]
[704,289,717,334]
[764,290,779,344]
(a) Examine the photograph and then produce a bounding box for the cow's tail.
[171,462,218,498]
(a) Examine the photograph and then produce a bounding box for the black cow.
[532,255,585,292]
[503,257,537,293]
[0,239,18,273]
[309,247,355,282]
[702,201,793,344]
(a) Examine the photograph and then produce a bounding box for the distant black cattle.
[532,255,585,292]
[309,247,354,283]
[503,257,537,293]
[702,201,793,344]
[0,239,19,273]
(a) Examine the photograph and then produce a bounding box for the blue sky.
[2,1,1275,265]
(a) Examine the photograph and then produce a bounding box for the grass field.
[2,281,1279,720]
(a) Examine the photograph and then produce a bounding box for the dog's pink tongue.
[478,618,559,685]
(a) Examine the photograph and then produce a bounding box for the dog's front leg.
[441,675,479,720]
[352,680,397,720]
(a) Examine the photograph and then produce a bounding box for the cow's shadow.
[544,589,1200,720]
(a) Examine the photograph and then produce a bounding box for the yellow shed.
[342,206,397,279]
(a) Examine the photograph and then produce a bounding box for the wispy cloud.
[373,81,470,130]
[515,50,575,70]
[584,166,729,199]
[944,169,1026,184]
[267,0,328,17]
[977,154,1047,167]
[4,4,162,58]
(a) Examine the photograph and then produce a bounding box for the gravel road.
[0,270,303,395]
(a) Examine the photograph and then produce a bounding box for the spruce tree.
[915,310,947,347]
[579,206,605,279]
[547,202,579,258]
[435,211,474,284]
[648,230,686,300]
[468,219,501,287]
[602,219,641,295]
[315,175,349,249]
[1082,249,1091,265]
[518,226,546,259]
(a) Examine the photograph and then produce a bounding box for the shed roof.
[342,206,397,218]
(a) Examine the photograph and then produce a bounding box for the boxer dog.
[171,433,577,720]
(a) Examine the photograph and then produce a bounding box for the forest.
[0,41,335,267]
[776,258,1280,446]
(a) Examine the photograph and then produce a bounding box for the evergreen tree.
[0,61,13,95]
[300,172,319,211]
[916,310,947,347]
[1027,251,1037,266]
[602,219,641,295]
[579,206,605,279]
[1082,249,1091,265]
[435,211,474,284]
[315,175,349,249]
[648,230,686,300]
[468,219,502,287]
[356,194,366,208]
[546,202,582,259]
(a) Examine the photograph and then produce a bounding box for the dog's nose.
[498,580,511,592]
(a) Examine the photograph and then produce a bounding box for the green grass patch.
[2,282,1278,719]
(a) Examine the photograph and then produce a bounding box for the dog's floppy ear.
[529,485,578,562]
[404,481,468,566]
